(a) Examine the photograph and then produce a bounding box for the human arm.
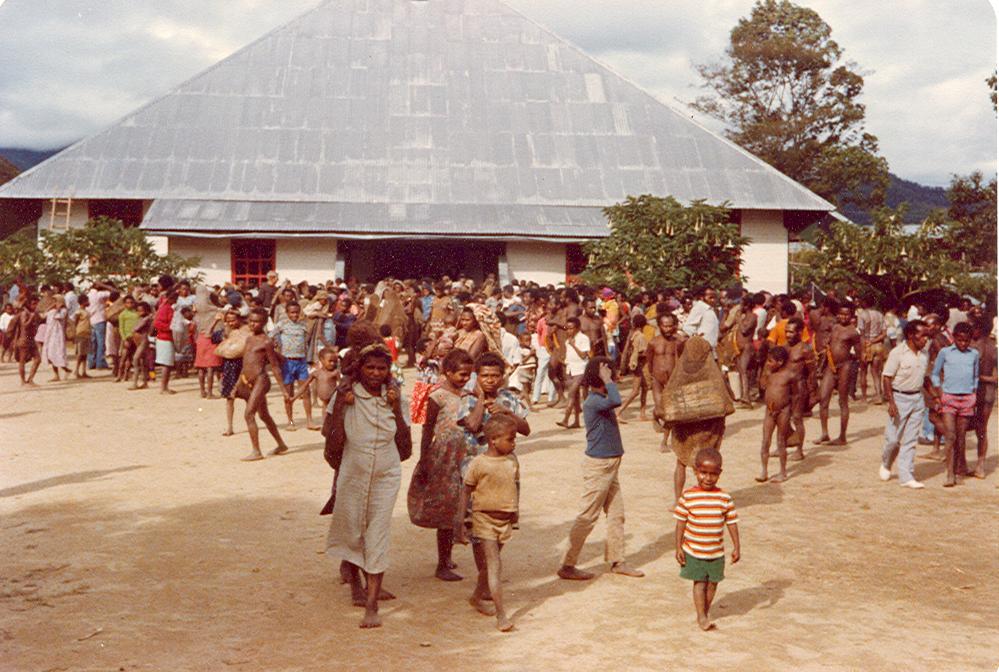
[728,523,741,563]
[466,332,486,361]
[930,349,945,392]
[291,374,315,402]
[418,399,441,473]
[674,520,686,566]
[461,388,487,433]
[265,340,292,399]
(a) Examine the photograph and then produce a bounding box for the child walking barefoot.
[675,447,740,631]
[235,308,291,461]
[459,413,521,632]
[758,346,796,483]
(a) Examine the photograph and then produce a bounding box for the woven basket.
[660,379,731,423]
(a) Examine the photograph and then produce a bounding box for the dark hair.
[768,346,789,364]
[378,323,392,337]
[359,346,392,366]
[632,314,647,329]
[78,294,90,306]
[780,302,797,318]
[694,447,722,468]
[582,355,613,389]
[415,337,430,354]
[249,307,269,320]
[903,319,925,340]
[566,316,581,328]
[346,320,382,350]
[483,413,518,440]
[952,322,973,338]
[442,348,474,373]
[460,306,480,329]
[318,346,338,360]
[475,351,505,372]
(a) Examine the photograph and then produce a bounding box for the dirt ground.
[2,363,997,672]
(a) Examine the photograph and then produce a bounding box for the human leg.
[692,581,715,630]
[771,407,790,482]
[954,415,970,477]
[224,397,235,436]
[257,389,289,455]
[973,394,992,477]
[830,366,851,444]
[559,457,613,578]
[815,369,835,443]
[300,379,316,429]
[673,460,686,503]
[482,540,511,631]
[758,411,777,482]
[435,528,461,581]
[360,571,383,628]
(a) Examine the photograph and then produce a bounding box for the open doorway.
[342,240,502,282]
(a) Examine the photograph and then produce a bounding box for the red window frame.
[231,239,276,287]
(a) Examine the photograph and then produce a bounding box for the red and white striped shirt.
[674,486,739,560]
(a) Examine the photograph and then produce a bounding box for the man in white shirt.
[682,287,720,351]
[558,317,591,429]
[86,281,114,369]
[879,319,935,489]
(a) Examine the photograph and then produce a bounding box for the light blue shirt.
[931,345,979,395]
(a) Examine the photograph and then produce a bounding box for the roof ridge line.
[493,0,834,211]
[0,0,331,197]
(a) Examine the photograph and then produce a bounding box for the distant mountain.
[0,146,67,172]
[840,174,950,225]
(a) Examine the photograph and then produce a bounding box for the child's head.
[137,301,152,316]
[78,294,90,308]
[123,295,136,310]
[442,348,474,388]
[223,309,240,327]
[518,331,532,347]
[632,313,647,330]
[766,346,789,370]
[378,323,392,338]
[694,447,722,489]
[318,346,339,370]
[415,337,431,357]
[565,316,581,336]
[248,307,269,333]
[475,352,506,394]
[483,413,518,456]
[953,322,973,350]
[286,302,302,321]
[582,355,614,389]
[180,306,194,320]
[2,303,12,314]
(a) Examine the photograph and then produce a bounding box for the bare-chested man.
[857,296,888,404]
[647,313,686,423]
[758,346,796,483]
[13,297,42,386]
[735,294,762,408]
[783,317,816,458]
[580,298,607,357]
[917,314,952,461]
[235,307,291,461]
[815,304,861,445]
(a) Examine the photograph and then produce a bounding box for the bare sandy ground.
[2,363,997,671]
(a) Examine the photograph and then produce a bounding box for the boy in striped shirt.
[674,447,740,631]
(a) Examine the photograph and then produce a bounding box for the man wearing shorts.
[271,302,314,430]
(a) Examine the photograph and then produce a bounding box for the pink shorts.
[940,392,977,417]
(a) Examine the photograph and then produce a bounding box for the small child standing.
[757,346,796,483]
[73,295,92,378]
[459,413,520,632]
[271,301,312,430]
[292,347,341,430]
[674,447,741,631]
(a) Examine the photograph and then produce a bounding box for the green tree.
[945,171,997,270]
[581,195,748,290]
[692,0,889,210]
[0,216,201,286]
[791,206,994,306]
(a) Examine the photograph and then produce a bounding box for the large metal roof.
[0,0,833,238]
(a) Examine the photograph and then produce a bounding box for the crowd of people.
[2,270,995,630]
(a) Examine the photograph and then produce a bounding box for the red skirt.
[194,334,223,368]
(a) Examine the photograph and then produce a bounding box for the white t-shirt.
[87,289,110,325]
[501,329,521,367]
[564,332,591,377]
[0,313,12,333]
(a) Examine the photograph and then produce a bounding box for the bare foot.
[160,389,176,395]
[973,466,986,479]
[755,474,769,483]
[47,377,60,383]
[269,445,289,456]
[827,437,848,446]
[610,562,644,577]
[943,479,956,488]
[360,608,381,629]
[285,424,298,432]
[378,587,396,601]
[698,616,716,631]
[557,565,594,580]
[241,452,264,462]
[770,474,788,483]
[496,616,514,632]
[222,430,234,437]
[339,562,352,585]
[435,567,463,581]
[813,436,830,445]
[918,451,945,462]
[78,373,91,379]
[307,424,322,431]
[469,596,496,616]
[617,417,629,425]
[791,450,805,461]
[639,413,648,421]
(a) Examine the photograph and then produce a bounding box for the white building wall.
[275,238,338,284]
[168,237,231,287]
[506,241,566,286]
[36,198,90,237]
[740,210,788,294]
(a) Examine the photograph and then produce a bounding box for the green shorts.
[679,552,725,583]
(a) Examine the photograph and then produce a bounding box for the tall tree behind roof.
[0,155,19,186]
[691,0,889,211]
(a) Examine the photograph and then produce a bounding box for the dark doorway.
[343,240,502,282]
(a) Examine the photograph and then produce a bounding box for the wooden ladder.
[49,197,72,230]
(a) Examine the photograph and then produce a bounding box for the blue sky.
[0,0,994,186]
